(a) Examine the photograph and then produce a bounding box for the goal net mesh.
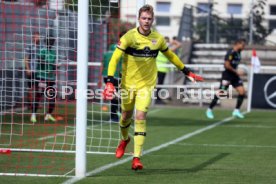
[0,0,131,176]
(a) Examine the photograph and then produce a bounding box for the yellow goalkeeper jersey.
[117,28,168,89]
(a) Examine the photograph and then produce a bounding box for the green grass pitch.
[0,106,276,184]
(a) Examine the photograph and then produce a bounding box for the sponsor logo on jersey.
[125,47,159,57]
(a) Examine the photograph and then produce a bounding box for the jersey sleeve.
[162,49,184,70]
[116,33,130,51]
[159,36,169,52]
[224,50,233,62]
[107,48,124,77]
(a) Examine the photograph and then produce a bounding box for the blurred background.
[0,0,276,111]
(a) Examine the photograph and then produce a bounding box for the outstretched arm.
[107,48,124,77]
[162,49,203,82]
[103,48,124,100]
[162,49,184,70]
[224,60,238,76]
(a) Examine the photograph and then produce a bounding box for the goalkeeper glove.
[102,76,116,100]
[182,67,204,82]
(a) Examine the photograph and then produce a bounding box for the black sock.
[209,95,219,109]
[236,95,244,109]
[48,100,55,114]
[111,98,119,118]
[33,91,41,113]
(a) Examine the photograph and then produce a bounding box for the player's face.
[238,42,245,51]
[138,11,154,33]
[33,34,40,45]
[165,37,170,45]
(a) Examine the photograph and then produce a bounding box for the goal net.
[0,0,130,177]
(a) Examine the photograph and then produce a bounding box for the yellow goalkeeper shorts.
[120,86,154,112]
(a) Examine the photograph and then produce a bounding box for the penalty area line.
[62,112,248,184]
[174,143,276,149]
[38,108,162,141]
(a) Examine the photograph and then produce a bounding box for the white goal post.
[74,0,146,177]
[75,0,89,178]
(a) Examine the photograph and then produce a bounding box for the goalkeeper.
[103,4,203,170]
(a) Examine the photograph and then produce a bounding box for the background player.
[24,32,40,110]
[30,35,57,123]
[103,4,203,170]
[206,38,246,119]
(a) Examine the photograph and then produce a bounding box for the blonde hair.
[138,4,154,18]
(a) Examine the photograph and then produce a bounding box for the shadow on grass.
[136,153,230,175]
[91,153,230,178]
[148,117,221,127]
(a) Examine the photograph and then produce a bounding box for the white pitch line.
[38,122,114,141]
[222,124,276,129]
[38,131,74,141]
[62,112,247,184]
[38,108,162,141]
[174,143,276,149]
[147,108,162,115]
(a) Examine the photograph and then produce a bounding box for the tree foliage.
[64,0,119,17]
[64,1,135,47]
[108,18,135,44]
[248,0,272,44]
[193,0,271,44]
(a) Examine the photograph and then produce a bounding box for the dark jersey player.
[206,38,246,119]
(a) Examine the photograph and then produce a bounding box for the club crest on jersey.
[144,46,151,54]
[152,39,157,45]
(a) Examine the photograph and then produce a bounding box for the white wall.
[120,1,137,23]
[49,0,64,10]
[120,0,276,43]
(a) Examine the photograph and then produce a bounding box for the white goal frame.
[74,0,146,177]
